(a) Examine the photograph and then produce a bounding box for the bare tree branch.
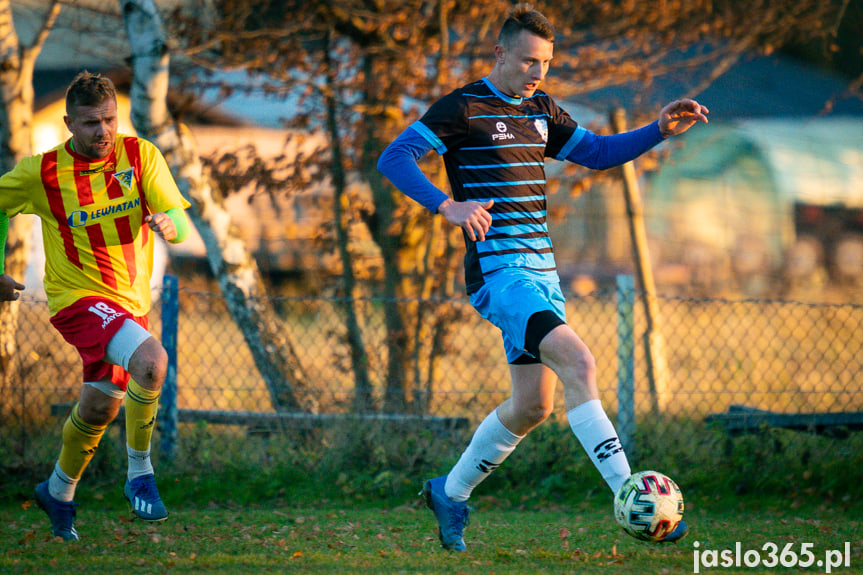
[20,0,61,67]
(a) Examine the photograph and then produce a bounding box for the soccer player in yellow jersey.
[0,71,191,541]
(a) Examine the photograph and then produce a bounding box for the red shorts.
[50,297,149,391]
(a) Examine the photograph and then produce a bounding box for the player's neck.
[486,68,512,97]
[484,71,523,106]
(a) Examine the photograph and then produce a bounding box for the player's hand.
[0,274,25,302]
[145,213,177,242]
[438,199,494,242]
[658,99,709,137]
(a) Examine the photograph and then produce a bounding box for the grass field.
[2,491,862,574]
[6,291,863,574]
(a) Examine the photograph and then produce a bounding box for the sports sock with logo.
[567,399,631,494]
[444,408,524,502]
[53,403,107,501]
[124,378,159,480]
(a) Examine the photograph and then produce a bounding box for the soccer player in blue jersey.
[378,3,708,552]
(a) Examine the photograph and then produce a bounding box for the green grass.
[4,415,863,574]
[3,493,862,574]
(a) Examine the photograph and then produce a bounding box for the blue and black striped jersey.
[412,77,583,293]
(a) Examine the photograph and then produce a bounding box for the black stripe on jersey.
[418,78,580,293]
[477,247,555,259]
[486,231,550,240]
[493,216,548,227]
[491,199,546,214]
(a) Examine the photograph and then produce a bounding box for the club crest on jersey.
[113,168,135,190]
[492,121,515,141]
[534,118,548,143]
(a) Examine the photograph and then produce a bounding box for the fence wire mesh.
[2,280,862,469]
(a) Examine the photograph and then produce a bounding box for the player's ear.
[494,44,506,64]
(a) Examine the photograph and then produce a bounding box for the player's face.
[495,30,553,98]
[64,97,118,160]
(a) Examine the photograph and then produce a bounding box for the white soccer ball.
[614,470,684,542]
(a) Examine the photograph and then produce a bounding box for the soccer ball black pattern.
[614,470,684,542]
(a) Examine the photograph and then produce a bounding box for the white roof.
[737,118,863,208]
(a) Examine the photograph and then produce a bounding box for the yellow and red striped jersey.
[0,135,190,316]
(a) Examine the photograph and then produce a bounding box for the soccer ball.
[614,470,684,542]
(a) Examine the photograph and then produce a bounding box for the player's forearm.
[378,129,450,213]
[165,207,190,244]
[566,121,664,170]
[0,209,8,274]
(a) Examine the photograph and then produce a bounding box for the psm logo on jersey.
[534,118,548,143]
[492,121,515,141]
[113,168,135,190]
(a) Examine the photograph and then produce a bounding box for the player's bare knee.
[141,362,166,390]
[77,400,120,426]
[561,345,596,382]
[520,399,554,427]
[533,403,554,426]
[571,347,596,382]
[139,354,167,389]
[129,342,168,390]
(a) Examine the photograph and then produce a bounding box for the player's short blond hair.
[66,71,117,113]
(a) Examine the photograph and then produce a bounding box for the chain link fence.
[2,277,862,471]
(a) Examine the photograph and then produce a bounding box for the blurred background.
[2,0,862,503]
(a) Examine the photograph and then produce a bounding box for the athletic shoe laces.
[54,499,79,523]
[130,476,161,502]
[449,504,470,533]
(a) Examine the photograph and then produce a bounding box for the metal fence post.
[616,274,636,459]
[160,274,179,460]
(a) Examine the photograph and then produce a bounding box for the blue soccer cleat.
[124,474,168,522]
[661,520,689,543]
[422,475,470,552]
[34,481,79,541]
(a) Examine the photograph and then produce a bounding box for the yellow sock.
[125,379,161,451]
[58,404,107,480]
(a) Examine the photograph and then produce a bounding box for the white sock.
[48,463,78,502]
[445,408,523,502]
[567,399,631,494]
[127,446,154,481]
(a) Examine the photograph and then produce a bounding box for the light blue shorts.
[469,269,567,363]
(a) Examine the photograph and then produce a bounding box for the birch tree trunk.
[0,0,61,413]
[120,0,311,412]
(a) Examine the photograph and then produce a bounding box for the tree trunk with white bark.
[0,0,60,413]
[120,0,311,412]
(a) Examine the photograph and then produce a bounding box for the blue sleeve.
[377,126,450,213]
[563,120,665,170]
